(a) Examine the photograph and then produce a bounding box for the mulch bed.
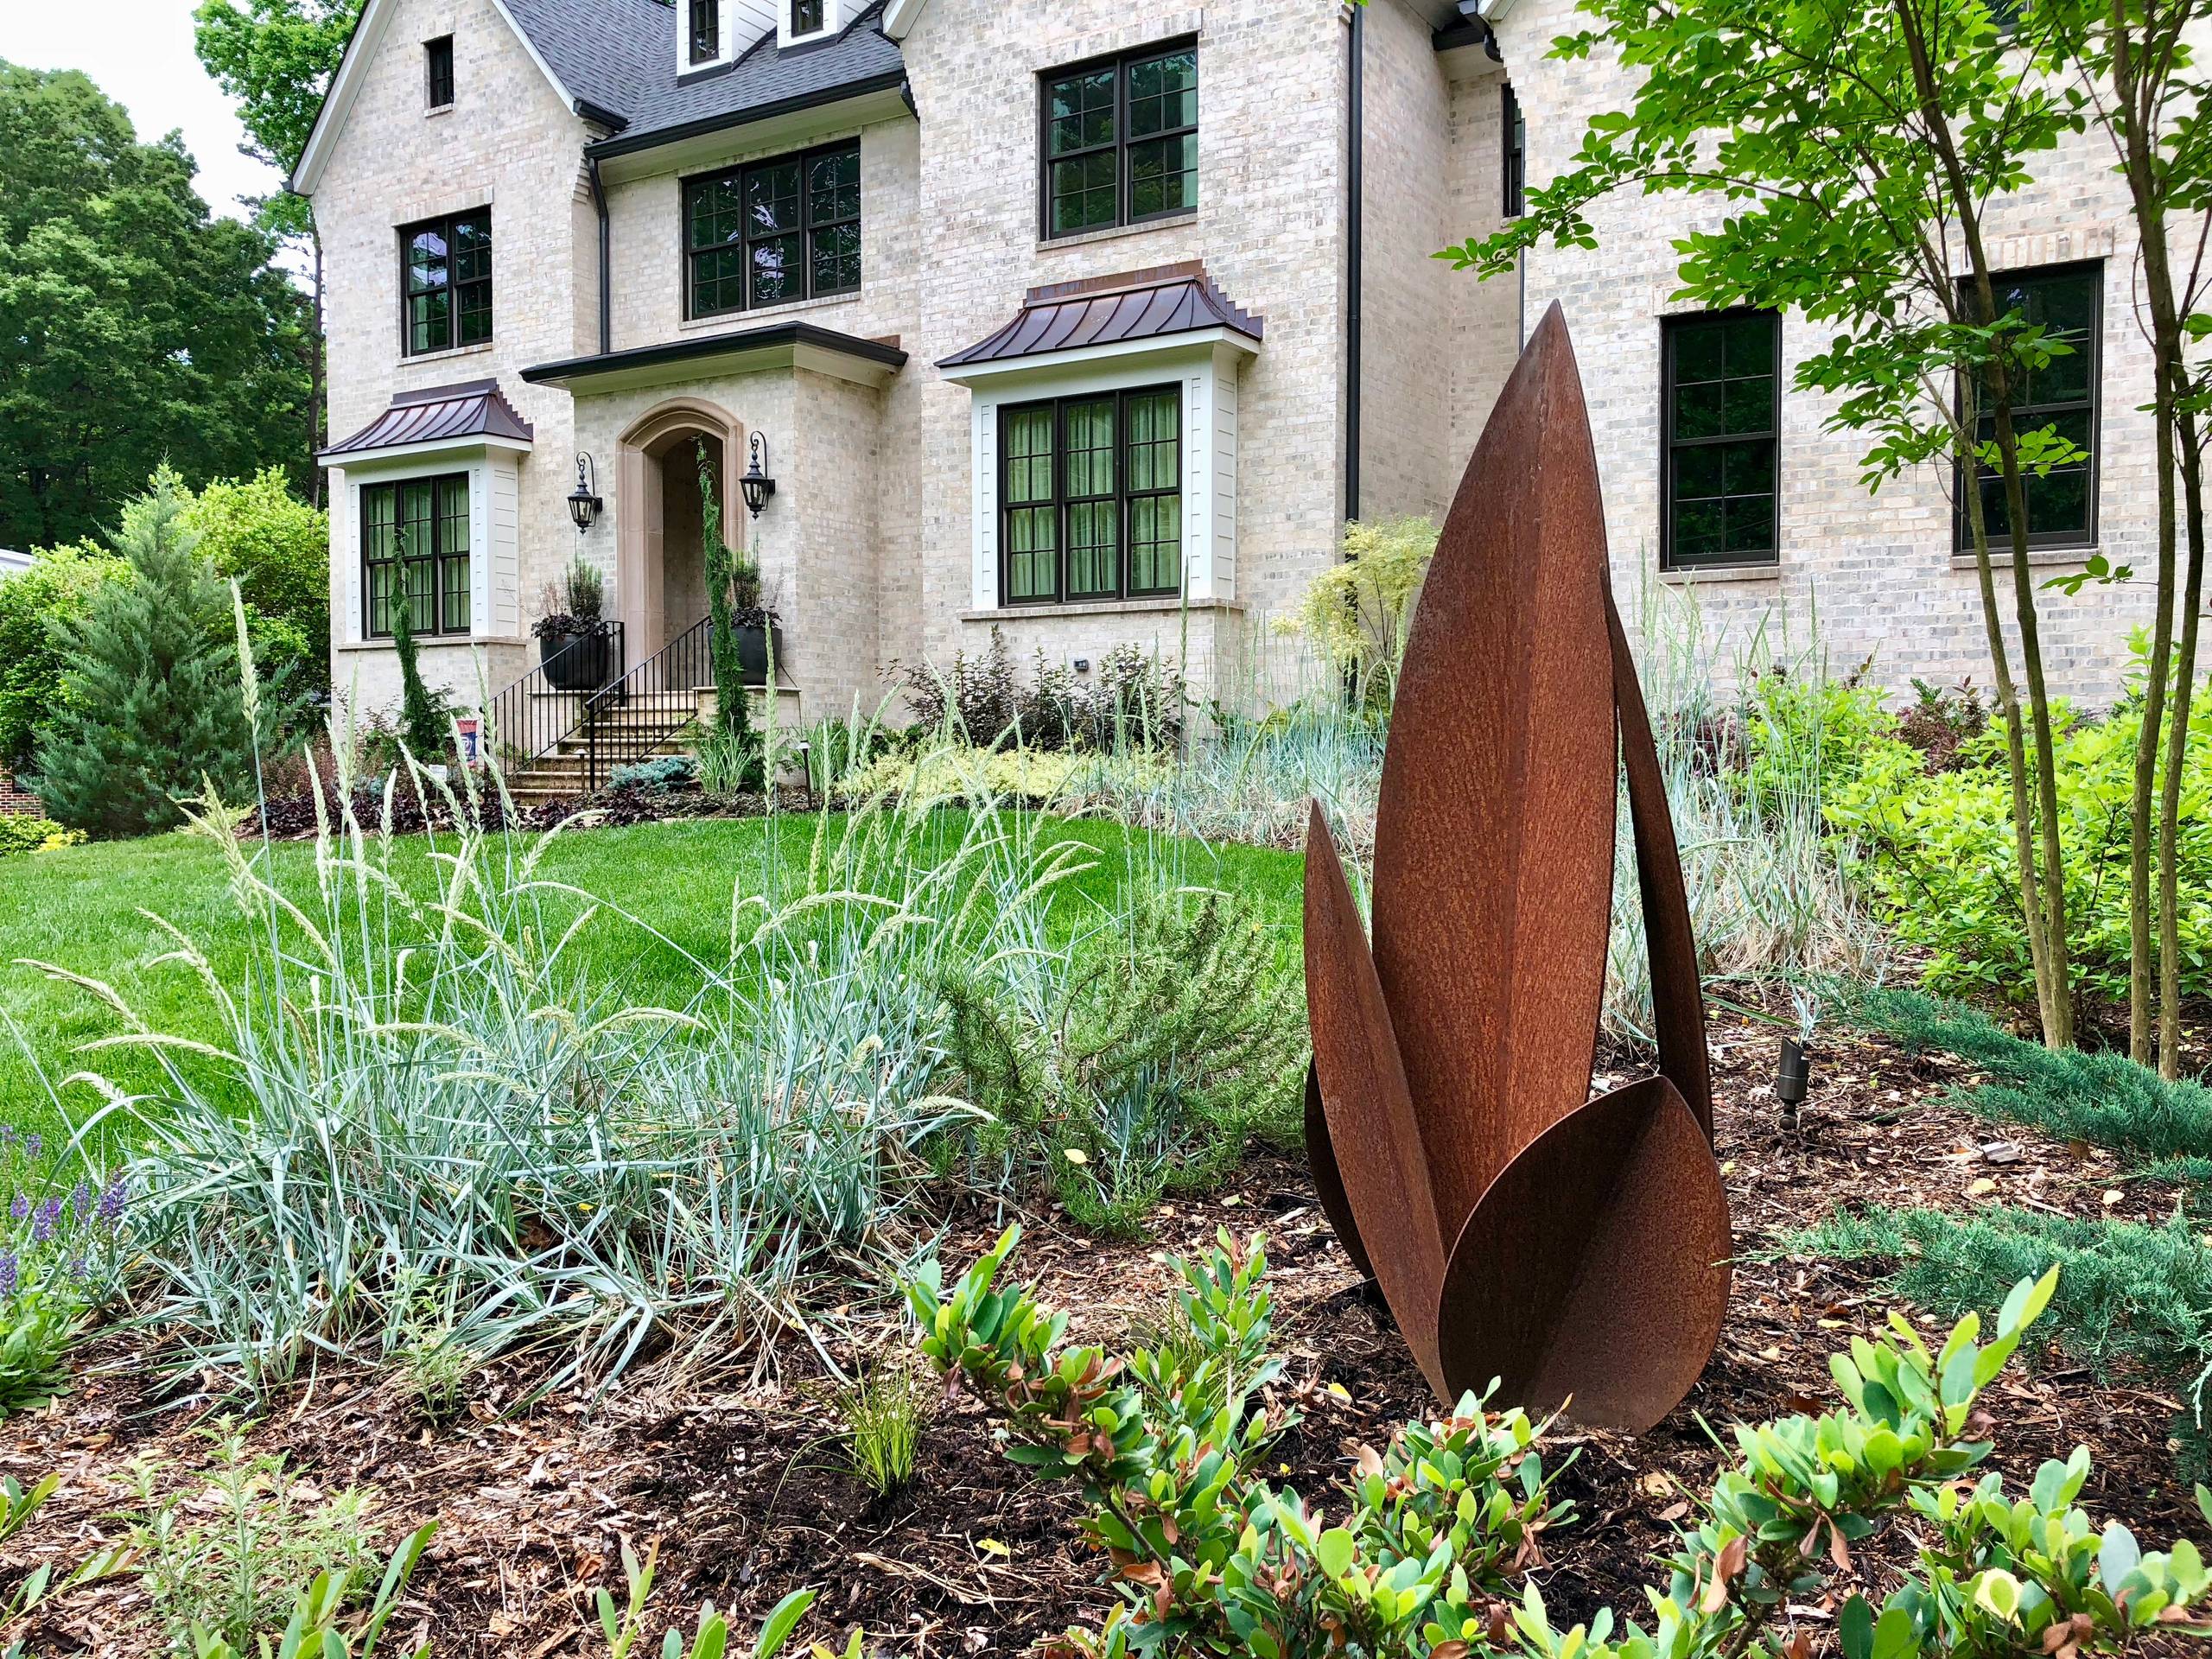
[244,780,815,841]
[1,1006,2202,1656]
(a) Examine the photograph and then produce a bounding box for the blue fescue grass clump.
[1844,982,2212,1161]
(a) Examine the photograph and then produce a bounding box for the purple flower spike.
[25,1135,43,1160]
[68,1181,92,1224]
[8,1198,26,1223]
[0,1254,20,1298]
[32,1198,62,1244]
[97,1173,127,1230]
[0,1126,16,1145]
[66,1256,86,1284]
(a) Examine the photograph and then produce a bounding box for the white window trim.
[948,334,1254,613]
[331,443,524,646]
[781,0,836,47]
[678,0,737,75]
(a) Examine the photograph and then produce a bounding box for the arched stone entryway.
[614,397,745,661]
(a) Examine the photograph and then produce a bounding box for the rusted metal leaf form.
[1303,303,1731,1433]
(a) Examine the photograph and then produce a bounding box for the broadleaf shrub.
[1828,639,2212,1007]
[0,542,124,772]
[910,1235,2183,1659]
[0,817,83,856]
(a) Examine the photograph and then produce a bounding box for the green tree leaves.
[0,61,313,550]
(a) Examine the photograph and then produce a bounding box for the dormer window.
[424,36,454,109]
[689,0,721,65]
[790,0,826,35]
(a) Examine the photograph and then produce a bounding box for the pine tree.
[33,472,256,836]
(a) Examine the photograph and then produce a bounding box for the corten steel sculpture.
[1303,303,1731,1434]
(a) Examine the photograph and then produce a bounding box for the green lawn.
[0,811,1305,1146]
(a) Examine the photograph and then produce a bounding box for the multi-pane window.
[1501,83,1524,217]
[1041,43,1198,238]
[400,208,492,356]
[1957,263,2101,550]
[425,36,454,108]
[690,0,720,63]
[1001,386,1183,603]
[683,140,860,318]
[361,474,471,638]
[791,0,826,35]
[1662,310,1780,569]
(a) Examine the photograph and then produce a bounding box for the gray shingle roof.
[499,0,906,155]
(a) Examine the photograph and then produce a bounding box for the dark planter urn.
[735,621,780,685]
[542,628,616,692]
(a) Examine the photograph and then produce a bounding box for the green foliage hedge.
[1827,642,2212,1007]
[0,817,82,857]
[0,543,124,772]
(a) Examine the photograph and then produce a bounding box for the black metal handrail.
[484,623,626,779]
[581,615,715,791]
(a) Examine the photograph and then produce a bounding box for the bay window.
[362,474,472,637]
[1001,385,1182,603]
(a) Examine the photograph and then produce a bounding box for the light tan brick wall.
[315,0,593,722]
[1491,2,2157,702]
[1354,0,1456,524]
[897,0,1354,674]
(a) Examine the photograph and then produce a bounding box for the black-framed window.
[362,474,471,639]
[683,140,860,318]
[1040,42,1197,238]
[1955,261,2101,551]
[400,208,492,355]
[425,36,454,108]
[791,0,826,35]
[1001,385,1183,603]
[690,0,720,62]
[1501,83,1524,217]
[1661,310,1780,569]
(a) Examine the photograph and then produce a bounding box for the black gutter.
[585,68,908,161]
[586,156,611,356]
[522,321,910,385]
[1345,2,1364,525]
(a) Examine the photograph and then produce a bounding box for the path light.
[568,454,602,532]
[740,431,777,518]
[1776,1037,1811,1114]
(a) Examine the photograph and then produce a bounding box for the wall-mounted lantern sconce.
[568,453,603,532]
[740,431,777,519]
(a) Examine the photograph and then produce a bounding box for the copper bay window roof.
[320,379,536,461]
[938,262,1264,370]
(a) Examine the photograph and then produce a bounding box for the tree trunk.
[1961,406,2061,1038]
[2162,404,2205,1077]
[1894,0,2073,1045]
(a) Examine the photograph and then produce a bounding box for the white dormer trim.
[880,0,931,39]
[780,0,836,48]
[295,0,586,196]
[678,0,732,74]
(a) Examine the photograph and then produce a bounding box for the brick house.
[296,0,2152,768]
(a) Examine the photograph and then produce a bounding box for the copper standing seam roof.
[319,380,536,461]
[938,262,1264,370]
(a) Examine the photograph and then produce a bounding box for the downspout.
[1345,2,1364,526]
[587,154,611,356]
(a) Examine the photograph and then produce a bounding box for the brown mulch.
[1,1007,2202,1656]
